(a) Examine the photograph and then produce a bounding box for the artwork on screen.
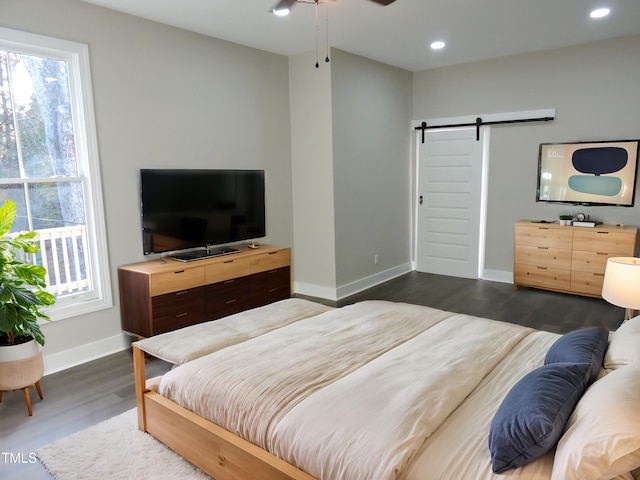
[536,140,639,206]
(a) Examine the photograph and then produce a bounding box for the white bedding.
[155,300,564,480]
[402,331,559,480]
[135,298,332,364]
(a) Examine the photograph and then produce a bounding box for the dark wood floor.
[0,272,625,479]
[335,271,625,334]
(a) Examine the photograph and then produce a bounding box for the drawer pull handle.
[597,231,609,235]
[175,312,188,318]
[538,227,549,230]
[224,280,235,284]
[268,251,278,255]
[225,299,237,305]
[537,247,549,250]
[174,270,185,274]
[224,260,234,264]
[537,267,548,270]
[594,273,605,277]
[268,288,279,293]
[596,252,608,256]
[175,290,189,296]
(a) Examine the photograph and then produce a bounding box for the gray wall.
[2,0,292,371]
[331,50,413,296]
[289,49,413,300]
[289,51,337,299]
[413,35,640,274]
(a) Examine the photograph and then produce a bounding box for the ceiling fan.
[271,0,397,68]
[272,0,397,15]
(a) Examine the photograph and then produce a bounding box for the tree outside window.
[0,27,112,320]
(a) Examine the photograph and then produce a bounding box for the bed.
[132,298,640,480]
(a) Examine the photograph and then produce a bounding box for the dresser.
[118,245,291,338]
[513,221,637,297]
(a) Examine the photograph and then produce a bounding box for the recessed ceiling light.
[430,41,446,50]
[590,7,610,18]
[273,7,290,16]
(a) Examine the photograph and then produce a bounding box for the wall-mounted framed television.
[140,169,266,259]
[536,140,639,207]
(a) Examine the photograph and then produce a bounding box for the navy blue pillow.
[544,327,608,383]
[488,362,591,473]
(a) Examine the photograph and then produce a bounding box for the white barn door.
[416,128,485,279]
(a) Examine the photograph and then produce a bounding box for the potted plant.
[559,215,573,226]
[0,200,55,415]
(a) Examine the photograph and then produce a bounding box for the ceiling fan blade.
[368,0,397,5]
[271,0,296,13]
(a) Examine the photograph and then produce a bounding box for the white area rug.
[37,409,213,480]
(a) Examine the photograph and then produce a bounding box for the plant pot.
[559,219,572,226]
[0,339,44,391]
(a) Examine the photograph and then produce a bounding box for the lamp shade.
[601,257,640,309]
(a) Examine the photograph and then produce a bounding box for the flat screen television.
[536,140,639,207]
[140,169,265,257]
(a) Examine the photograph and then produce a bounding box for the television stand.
[118,245,291,338]
[170,246,239,262]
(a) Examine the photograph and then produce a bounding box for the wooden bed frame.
[132,344,316,480]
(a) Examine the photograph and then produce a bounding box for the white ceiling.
[81,0,640,72]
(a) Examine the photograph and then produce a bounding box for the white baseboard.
[294,263,413,302]
[482,269,513,284]
[293,282,340,302]
[336,263,413,300]
[42,333,131,376]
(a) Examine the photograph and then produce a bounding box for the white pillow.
[551,361,640,480]
[605,315,640,370]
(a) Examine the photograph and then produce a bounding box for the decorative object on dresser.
[118,245,291,338]
[601,257,640,321]
[513,221,637,298]
[558,215,573,226]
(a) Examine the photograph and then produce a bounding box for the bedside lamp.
[602,257,640,321]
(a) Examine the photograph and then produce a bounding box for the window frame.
[0,27,112,321]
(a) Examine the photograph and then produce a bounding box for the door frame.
[410,108,555,279]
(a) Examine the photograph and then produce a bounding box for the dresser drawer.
[205,256,251,284]
[571,271,606,297]
[514,225,573,249]
[514,263,571,291]
[153,308,207,335]
[251,267,291,306]
[571,250,611,274]
[250,249,292,274]
[573,229,635,254]
[150,266,205,296]
[151,286,206,335]
[152,286,206,317]
[206,276,252,319]
[514,245,571,270]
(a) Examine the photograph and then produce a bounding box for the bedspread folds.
[135,298,333,364]
[158,300,538,480]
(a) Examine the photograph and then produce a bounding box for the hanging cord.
[325,3,330,63]
[315,1,320,68]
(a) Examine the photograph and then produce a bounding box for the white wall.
[2,0,293,373]
[413,35,640,275]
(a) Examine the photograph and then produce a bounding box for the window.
[0,27,111,320]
